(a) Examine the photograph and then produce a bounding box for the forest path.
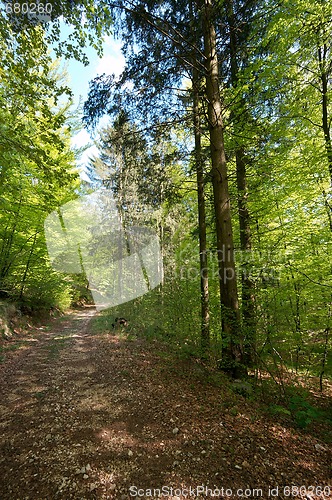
[0,308,331,499]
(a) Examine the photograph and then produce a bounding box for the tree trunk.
[226,0,256,366]
[236,148,256,364]
[318,44,332,186]
[201,0,244,375]
[19,231,38,300]
[317,44,332,231]
[192,64,210,353]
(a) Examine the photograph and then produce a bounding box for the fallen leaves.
[0,308,331,499]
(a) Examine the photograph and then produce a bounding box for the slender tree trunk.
[159,182,165,288]
[317,44,332,232]
[320,299,331,392]
[318,44,332,186]
[192,64,210,353]
[19,231,38,299]
[226,0,256,365]
[236,148,257,363]
[0,193,23,280]
[201,0,244,375]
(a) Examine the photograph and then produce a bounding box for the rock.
[315,443,325,451]
[85,463,91,471]
[235,465,242,470]
[83,474,89,479]
[172,427,179,435]
[128,450,133,457]
[90,483,97,491]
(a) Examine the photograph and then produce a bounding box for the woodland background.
[0,0,331,407]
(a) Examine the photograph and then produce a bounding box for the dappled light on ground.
[0,309,331,499]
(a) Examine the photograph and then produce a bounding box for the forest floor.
[0,307,331,500]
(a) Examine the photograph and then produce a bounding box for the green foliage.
[0,0,113,65]
[1,0,330,398]
[221,0,332,381]
[89,274,201,354]
[0,23,83,313]
[269,404,292,417]
[267,386,332,430]
[288,395,323,429]
[84,0,331,388]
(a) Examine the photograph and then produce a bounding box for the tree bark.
[226,0,256,365]
[192,64,210,353]
[316,43,332,233]
[318,44,332,186]
[19,231,38,300]
[201,0,244,375]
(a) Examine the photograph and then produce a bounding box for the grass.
[89,312,112,335]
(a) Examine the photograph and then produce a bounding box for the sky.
[56,27,126,176]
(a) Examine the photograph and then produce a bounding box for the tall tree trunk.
[236,148,257,363]
[201,0,244,375]
[226,0,256,365]
[0,193,23,281]
[19,231,38,300]
[193,64,210,353]
[318,44,332,186]
[317,44,332,232]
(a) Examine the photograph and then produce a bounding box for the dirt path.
[0,308,331,499]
